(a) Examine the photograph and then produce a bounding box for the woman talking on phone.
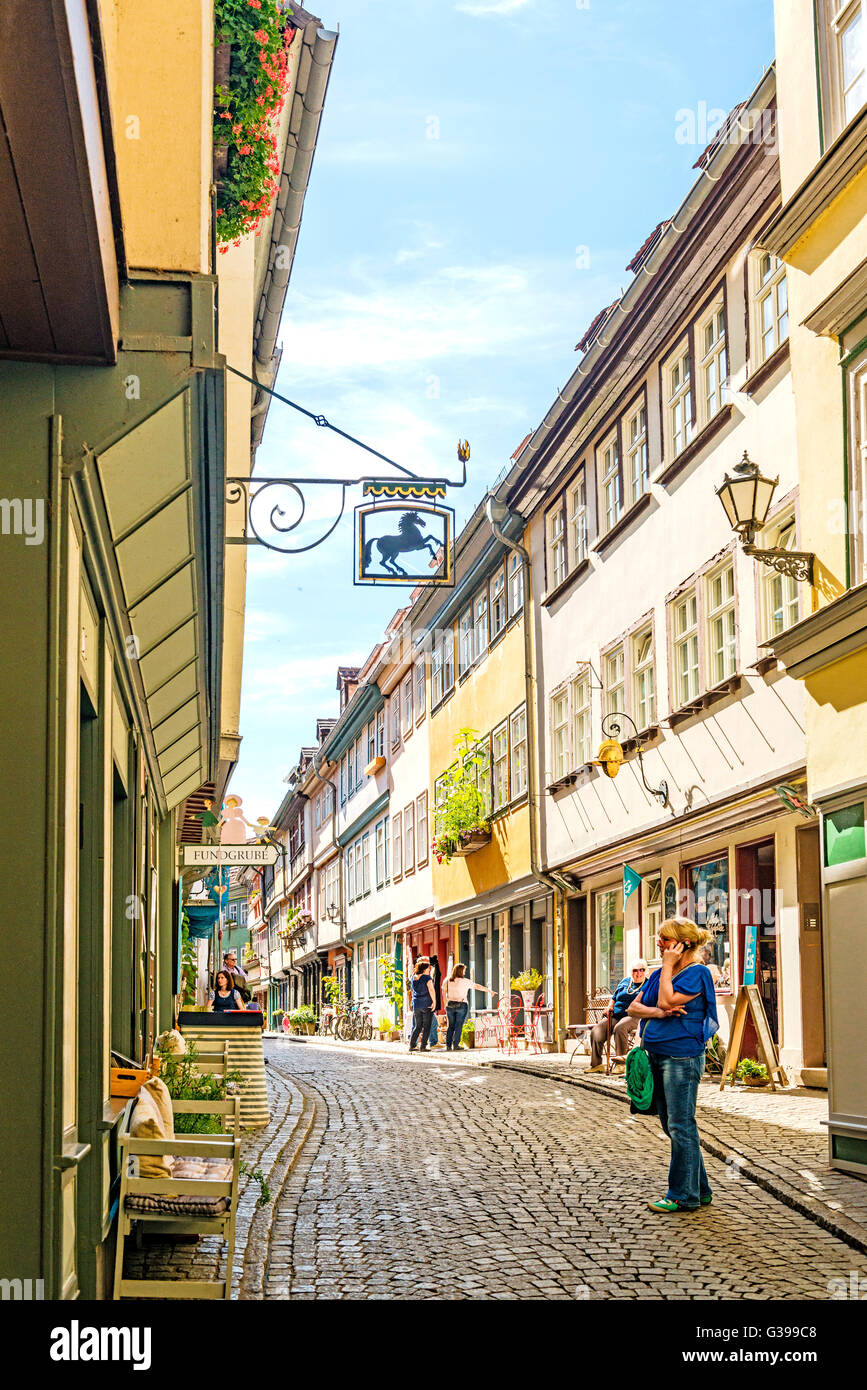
[627,917,718,1213]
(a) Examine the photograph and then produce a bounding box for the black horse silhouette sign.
[355,503,453,585]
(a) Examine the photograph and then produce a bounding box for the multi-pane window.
[472,736,492,818]
[604,646,625,717]
[474,589,489,660]
[345,842,355,904]
[490,566,507,640]
[367,720,376,767]
[442,624,455,694]
[765,518,800,636]
[510,707,528,798]
[642,874,663,962]
[375,819,387,887]
[392,812,402,879]
[547,502,567,587]
[848,352,867,585]
[599,433,621,533]
[390,691,400,747]
[673,590,700,705]
[354,838,364,900]
[493,720,510,810]
[755,253,788,363]
[707,563,737,684]
[552,691,570,779]
[834,0,867,123]
[361,832,371,895]
[339,755,347,804]
[401,673,413,735]
[459,608,473,675]
[414,658,426,721]
[699,304,727,423]
[431,636,444,706]
[632,626,656,729]
[404,803,415,875]
[572,672,592,767]
[667,347,693,457]
[416,792,429,866]
[625,403,648,506]
[568,474,588,566]
[508,552,524,615]
[376,707,385,757]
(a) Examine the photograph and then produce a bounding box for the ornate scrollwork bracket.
[743,544,814,585]
[601,711,669,808]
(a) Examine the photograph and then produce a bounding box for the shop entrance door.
[736,839,779,1043]
[566,896,587,1025]
[796,824,826,1068]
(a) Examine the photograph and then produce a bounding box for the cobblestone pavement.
[260,1042,867,1300]
[489,1055,867,1254]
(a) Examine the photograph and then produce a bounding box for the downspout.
[313,746,344,993]
[485,497,568,1051]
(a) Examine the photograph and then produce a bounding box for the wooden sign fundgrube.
[720,984,789,1091]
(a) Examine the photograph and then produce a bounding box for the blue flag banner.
[624,864,642,903]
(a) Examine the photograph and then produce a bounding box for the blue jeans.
[430,1011,439,1045]
[446,1001,468,1050]
[647,1051,711,1208]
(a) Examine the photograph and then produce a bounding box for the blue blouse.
[639,964,719,1057]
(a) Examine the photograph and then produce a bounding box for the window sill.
[620,724,660,754]
[750,654,779,677]
[655,403,735,487]
[542,557,592,609]
[547,765,594,798]
[364,756,386,776]
[591,491,653,556]
[666,675,743,727]
[740,339,790,397]
[430,686,455,717]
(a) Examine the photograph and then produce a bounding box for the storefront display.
[685,855,732,993]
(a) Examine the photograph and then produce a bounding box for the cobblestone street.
[248,1042,867,1301]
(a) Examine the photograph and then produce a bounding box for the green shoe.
[700,1194,713,1206]
[647,1198,690,1213]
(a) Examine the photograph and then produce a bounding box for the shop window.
[642,873,662,963]
[685,855,731,987]
[824,802,866,867]
[596,888,624,990]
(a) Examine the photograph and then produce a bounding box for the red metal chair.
[528,995,548,1054]
[495,994,522,1055]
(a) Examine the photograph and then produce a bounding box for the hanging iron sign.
[355,498,454,586]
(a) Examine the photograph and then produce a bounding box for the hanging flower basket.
[451,828,492,857]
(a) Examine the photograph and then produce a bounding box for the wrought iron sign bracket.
[601,711,669,808]
[742,544,815,585]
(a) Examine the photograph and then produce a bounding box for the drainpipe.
[485,496,568,1051]
[313,747,344,994]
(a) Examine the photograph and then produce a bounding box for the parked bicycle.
[334,1001,373,1042]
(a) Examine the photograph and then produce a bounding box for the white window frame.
[547,500,567,588]
[459,608,473,676]
[820,1,867,137]
[490,565,507,640]
[442,623,455,695]
[551,689,570,780]
[760,511,801,638]
[392,811,403,880]
[632,624,656,731]
[401,672,413,737]
[848,350,867,586]
[509,706,528,800]
[431,635,444,707]
[697,300,727,426]
[508,552,524,616]
[598,430,622,534]
[603,644,625,718]
[642,873,663,963]
[390,691,401,747]
[416,792,429,866]
[624,401,649,507]
[361,831,371,896]
[376,707,385,758]
[473,588,489,661]
[567,472,588,567]
[672,588,700,707]
[571,670,592,768]
[751,252,789,366]
[375,818,386,887]
[415,657,426,722]
[664,341,693,459]
[404,803,415,875]
[705,561,737,686]
[492,719,510,811]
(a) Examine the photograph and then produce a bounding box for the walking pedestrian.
[428,954,446,1049]
[408,958,436,1053]
[443,963,495,1051]
[626,918,719,1213]
[587,959,647,1072]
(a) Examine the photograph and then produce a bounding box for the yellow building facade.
[765,0,867,1172]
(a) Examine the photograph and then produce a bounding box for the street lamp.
[715,452,814,583]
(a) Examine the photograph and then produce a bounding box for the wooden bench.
[113,1091,241,1300]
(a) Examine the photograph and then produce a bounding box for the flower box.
[364,756,386,775]
[452,829,492,857]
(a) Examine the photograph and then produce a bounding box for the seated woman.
[588,959,647,1072]
[209,969,246,1012]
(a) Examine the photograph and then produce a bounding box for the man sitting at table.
[588,960,647,1072]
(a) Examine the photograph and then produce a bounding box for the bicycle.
[335,1001,373,1041]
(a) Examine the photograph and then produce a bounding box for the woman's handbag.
[625,1029,655,1113]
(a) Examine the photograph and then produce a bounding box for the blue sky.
[233,0,775,820]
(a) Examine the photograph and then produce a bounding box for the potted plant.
[376,1015,392,1041]
[511,968,543,1014]
[736,1057,770,1087]
[461,1017,476,1050]
[389,1025,402,1043]
[378,952,405,1030]
[431,729,493,864]
[288,1005,317,1036]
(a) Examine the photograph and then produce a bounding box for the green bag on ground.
[625,1038,654,1112]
